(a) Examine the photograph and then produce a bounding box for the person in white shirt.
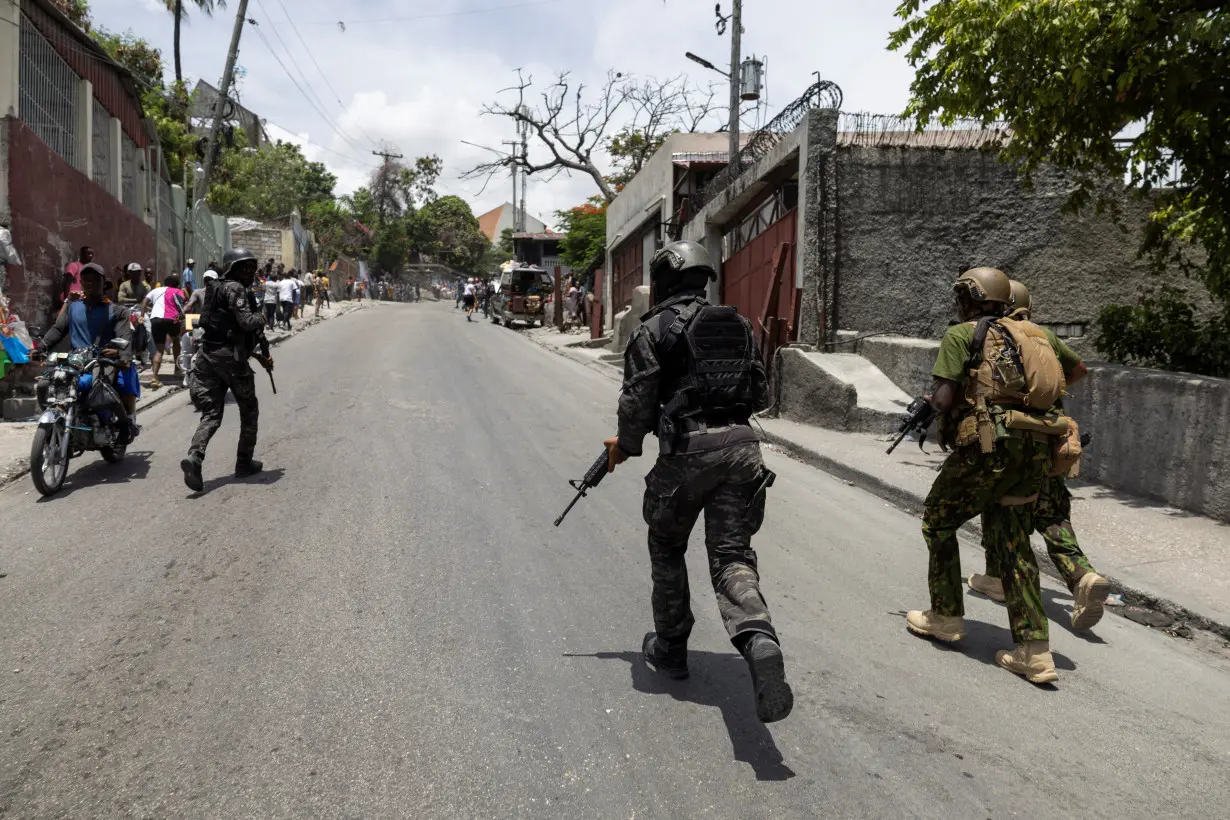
[462,279,477,322]
[263,273,281,330]
[278,273,298,330]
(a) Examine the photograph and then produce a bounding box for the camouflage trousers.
[188,347,259,465]
[642,442,776,647]
[980,474,1095,593]
[923,437,1050,643]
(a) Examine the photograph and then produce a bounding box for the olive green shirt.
[931,320,1082,384]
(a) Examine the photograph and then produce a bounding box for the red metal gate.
[721,208,799,352]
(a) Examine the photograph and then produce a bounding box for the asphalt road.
[2,301,1228,819]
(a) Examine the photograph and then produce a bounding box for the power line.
[296,0,568,26]
[251,0,364,155]
[249,22,372,158]
[269,0,384,151]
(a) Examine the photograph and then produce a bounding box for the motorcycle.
[30,339,132,496]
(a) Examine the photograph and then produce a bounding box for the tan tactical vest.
[964,316,1066,412]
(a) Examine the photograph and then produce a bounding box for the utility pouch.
[955,415,979,448]
[974,396,996,454]
[1050,417,1084,478]
[1003,409,1070,437]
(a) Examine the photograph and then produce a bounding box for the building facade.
[0,0,178,326]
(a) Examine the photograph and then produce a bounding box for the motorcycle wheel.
[30,423,69,496]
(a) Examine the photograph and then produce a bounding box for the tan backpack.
[965,316,1066,412]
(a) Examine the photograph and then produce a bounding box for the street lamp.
[685,51,729,78]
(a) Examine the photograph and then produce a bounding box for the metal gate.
[721,207,799,356]
[610,234,643,317]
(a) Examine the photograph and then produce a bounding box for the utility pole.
[200,0,250,198]
[518,117,529,233]
[502,140,520,232]
[371,149,404,226]
[727,0,743,167]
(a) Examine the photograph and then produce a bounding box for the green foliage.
[555,198,607,272]
[498,227,515,255]
[891,0,1230,374]
[414,196,490,275]
[207,134,336,220]
[1096,287,1230,377]
[606,130,672,191]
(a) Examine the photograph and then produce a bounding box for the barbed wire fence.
[837,112,1010,149]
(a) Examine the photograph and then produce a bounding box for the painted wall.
[3,117,155,326]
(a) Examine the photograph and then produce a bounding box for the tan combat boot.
[906,610,965,642]
[996,641,1059,684]
[1071,572,1111,630]
[967,573,1006,602]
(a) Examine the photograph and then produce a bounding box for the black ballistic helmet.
[221,247,258,279]
[648,240,717,302]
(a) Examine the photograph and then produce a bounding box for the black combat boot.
[234,458,263,478]
[642,632,689,679]
[181,455,204,492]
[739,633,794,724]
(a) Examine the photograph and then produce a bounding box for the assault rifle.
[886,396,936,455]
[554,450,612,527]
[256,331,276,394]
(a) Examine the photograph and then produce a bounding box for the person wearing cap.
[117,263,152,367]
[37,263,141,443]
[183,269,219,316]
[182,259,197,294]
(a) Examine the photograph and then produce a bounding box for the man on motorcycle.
[36,263,141,443]
[181,247,274,492]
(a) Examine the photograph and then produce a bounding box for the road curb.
[525,332,622,380]
[0,303,366,495]
[760,427,1230,643]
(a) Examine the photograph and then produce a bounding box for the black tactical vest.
[200,281,238,346]
[656,297,756,428]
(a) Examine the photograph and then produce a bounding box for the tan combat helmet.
[953,267,1012,305]
[1009,280,1032,316]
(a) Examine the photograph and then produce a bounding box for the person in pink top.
[59,246,94,317]
[142,273,186,389]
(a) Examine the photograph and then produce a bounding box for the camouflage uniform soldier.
[181,247,274,492]
[969,281,1111,629]
[907,267,1074,684]
[604,240,792,723]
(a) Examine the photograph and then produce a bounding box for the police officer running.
[603,240,792,724]
[907,267,1073,684]
[181,248,273,492]
[969,280,1111,629]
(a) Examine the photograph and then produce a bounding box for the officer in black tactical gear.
[604,239,793,724]
[181,247,273,492]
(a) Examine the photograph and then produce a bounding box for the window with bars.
[92,97,110,192]
[18,13,79,168]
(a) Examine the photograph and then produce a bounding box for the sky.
[96,0,919,229]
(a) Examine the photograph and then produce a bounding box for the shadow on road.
[189,467,286,498]
[35,450,153,502]
[564,649,796,782]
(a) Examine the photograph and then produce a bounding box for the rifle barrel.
[553,488,587,527]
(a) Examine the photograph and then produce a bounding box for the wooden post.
[553,266,563,330]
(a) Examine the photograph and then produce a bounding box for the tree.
[889,0,1230,374]
[414,196,490,275]
[163,0,226,89]
[498,227,515,256]
[463,70,721,204]
[207,135,336,220]
[555,198,607,273]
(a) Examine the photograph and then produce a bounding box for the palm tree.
[165,0,227,89]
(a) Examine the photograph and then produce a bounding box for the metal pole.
[519,121,528,232]
[200,0,250,196]
[502,140,519,234]
[727,0,742,166]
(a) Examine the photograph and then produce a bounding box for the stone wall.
[831,145,1166,349]
[232,228,283,270]
[1065,365,1230,523]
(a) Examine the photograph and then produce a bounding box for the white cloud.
[90,0,919,227]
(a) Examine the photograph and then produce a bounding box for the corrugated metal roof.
[513,231,565,240]
[672,151,730,165]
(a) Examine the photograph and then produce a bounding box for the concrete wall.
[4,117,157,326]
[832,145,1167,347]
[1066,366,1230,523]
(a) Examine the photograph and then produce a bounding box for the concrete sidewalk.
[0,301,366,489]
[525,327,1230,640]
